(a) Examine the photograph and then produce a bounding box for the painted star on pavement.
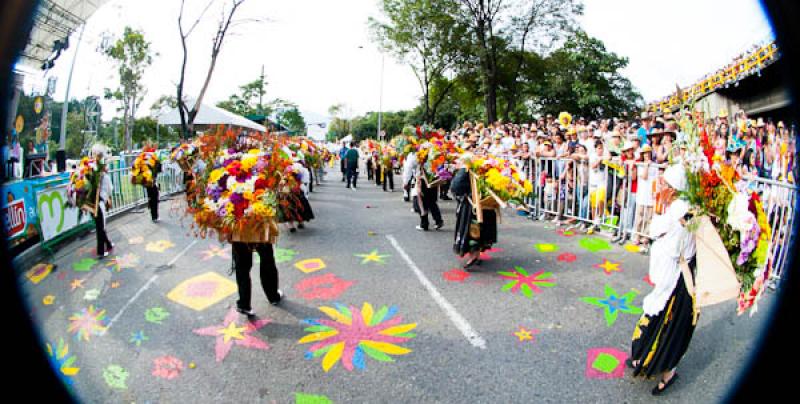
[514,327,540,342]
[594,259,622,275]
[70,278,85,291]
[193,308,271,362]
[581,284,643,327]
[354,250,391,265]
[130,331,149,347]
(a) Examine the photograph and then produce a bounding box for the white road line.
[102,239,198,335]
[386,235,487,349]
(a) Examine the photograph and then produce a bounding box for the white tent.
[20,0,109,69]
[157,101,266,132]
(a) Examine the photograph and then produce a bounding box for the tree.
[538,31,642,119]
[215,74,270,117]
[370,0,465,124]
[502,0,582,121]
[177,0,249,137]
[453,0,581,122]
[103,26,155,151]
[277,107,305,135]
[326,103,355,140]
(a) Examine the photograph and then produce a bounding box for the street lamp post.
[358,46,386,141]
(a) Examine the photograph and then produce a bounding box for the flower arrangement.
[66,157,105,215]
[131,151,158,187]
[680,109,771,315]
[170,143,197,172]
[467,156,533,204]
[558,111,572,127]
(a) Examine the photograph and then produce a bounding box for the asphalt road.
[19,168,773,403]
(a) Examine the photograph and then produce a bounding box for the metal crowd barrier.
[106,161,184,217]
[522,156,797,287]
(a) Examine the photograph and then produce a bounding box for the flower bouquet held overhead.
[66,155,106,217]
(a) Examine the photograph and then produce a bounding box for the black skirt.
[299,194,315,222]
[453,196,497,257]
[630,258,698,378]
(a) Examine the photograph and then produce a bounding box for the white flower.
[727,193,756,233]
[226,176,237,190]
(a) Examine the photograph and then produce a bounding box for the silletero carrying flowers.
[66,156,106,216]
[467,156,533,206]
[131,150,158,187]
[193,146,285,243]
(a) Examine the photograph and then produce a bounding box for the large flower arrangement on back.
[66,157,105,215]
[131,151,157,187]
[468,156,532,204]
[193,147,288,240]
[684,126,771,315]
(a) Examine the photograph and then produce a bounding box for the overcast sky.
[18,0,773,122]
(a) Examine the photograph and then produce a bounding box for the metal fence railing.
[106,161,184,217]
[521,156,797,288]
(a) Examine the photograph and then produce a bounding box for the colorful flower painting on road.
[193,308,271,362]
[581,285,642,327]
[68,305,107,341]
[106,253,139,272]
[443,268,471,282]
[152,355,184,380]
[579,237,612,253]
[557,253,577,263]
[299,303,417,372]
[145,307,170,324]
[295,258,327,274]
[103,364,129,390]
[514,327,540,343]
[167,272,237,311]
[594,259,622,275]
[275,248,299,263]
[200,245,230,261]
[26,263,54,284]
[534,243,559,253]
[146,240,175,253]
[498,267,556,299]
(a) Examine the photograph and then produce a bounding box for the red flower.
[226,161,242,176]
[254,178,268,190]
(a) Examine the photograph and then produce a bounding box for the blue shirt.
[637,127,650,146]
[339,147,348,159]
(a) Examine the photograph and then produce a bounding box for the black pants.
[309,169,314,193]
[375,164,382,186]
[95,208,113,256]
[440,180,451,198]
[146,185,159,220]
[232,242,280,310]
[347,166,359,188]
[367,160,373,180]
[420,186,442,229]
[383,168,394,191]
[341,159,346,181]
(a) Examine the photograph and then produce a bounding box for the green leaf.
[370,306,389,326]
[62,356,77,368]
[501,281,517,291]
[605,309,619,327]
[392,332,417,339]
[496,271,515,277]
[311,344,334,358]
[537,272,554,280]
[515,266,529,277]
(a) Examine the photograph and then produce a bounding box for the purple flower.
[217,205,228,217]
[217,174,229,189]
[229,192,244,205]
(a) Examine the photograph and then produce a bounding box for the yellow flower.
[225,203,234,216]
[248,149,260,155]
[241,155,258,172]
[208,169,224,184]
[523,181,533,194]
[243,191,254,202]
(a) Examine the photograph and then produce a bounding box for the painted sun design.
[68,305,108,341]
[299,303,417,372]
[46,338,80,386]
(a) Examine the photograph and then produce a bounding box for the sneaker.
[415,225,428,231]
[270,290,284,306]
[353,187,357,190]
[152,218,160,223]
[435,222,444,230]
[538,214,547,221]
[236,307,256,316]
[98,251,109,259]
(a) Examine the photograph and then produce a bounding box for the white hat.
[663,164,687,192]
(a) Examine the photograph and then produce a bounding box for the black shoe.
[415,225,428,231]
[435,222,444,230]
[652,373,679,396]
[298,223,305,229]
[290,227,297,233]
[270,290,284,306]
[236,306,256,317]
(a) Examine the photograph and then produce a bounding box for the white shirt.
[501,136,515,151]
[643,199,694,315]
[588,153,604,189]
[402,152,418,193]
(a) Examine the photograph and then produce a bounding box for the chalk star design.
[200,245,230,261]
[193,308,271,362]
[594,259,622,275]
[514,327,540,342]
[355,250,391,265]
[43,295,55,305]
[130,331,149,347]
[498,267,556,299]
[581,284,643,327]
[70,278,85,291]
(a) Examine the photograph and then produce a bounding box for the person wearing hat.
[655,131,674,164]
[613,141,638,244]
[578,126,595,156]
[629,163,698,396]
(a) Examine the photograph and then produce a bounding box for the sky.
[16,0,773,122]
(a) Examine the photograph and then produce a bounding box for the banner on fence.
[2,179,40,247]
[36,184,91,242]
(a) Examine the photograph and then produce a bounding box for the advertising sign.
[36,183,91,242]
[1,180,40,247]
